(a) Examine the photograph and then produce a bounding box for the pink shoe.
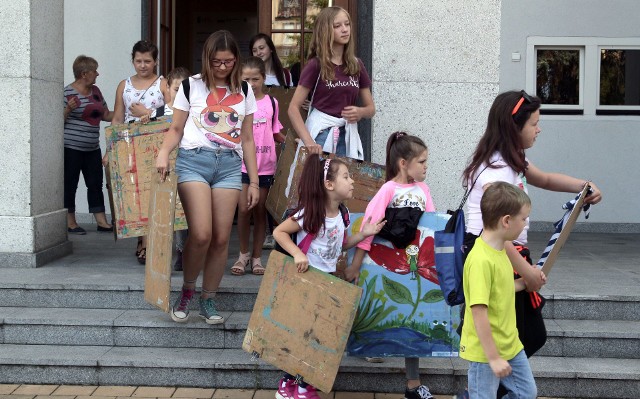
[275,378,296,399]
[294,384,320,399]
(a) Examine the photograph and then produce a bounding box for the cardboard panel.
[106,119,187,238]
[104,165,117,240]
[539,183,591,277]
[266,133,300,220]
[266,142,386,221]
[243,251,362,393]
[264,86,298,140]
[144,174,178,312]
[346,212,461,358]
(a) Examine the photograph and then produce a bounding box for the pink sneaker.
[294,384,320,399]
[275,378,296,399]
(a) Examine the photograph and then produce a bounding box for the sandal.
[137,248,146,265]
[251,258,265,275]
[231,253,250,276]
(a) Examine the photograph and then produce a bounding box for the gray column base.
[0,240,72,268]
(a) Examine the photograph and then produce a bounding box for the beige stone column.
[0,0,71,267]
[372,0,501,210]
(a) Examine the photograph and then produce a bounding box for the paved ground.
[0,384,565,399]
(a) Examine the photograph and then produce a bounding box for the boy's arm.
[470,305,512,378]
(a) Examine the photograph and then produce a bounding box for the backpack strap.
[181,78,191,104]
[338,203,350,228]
[268,94,276,128]
[241,80,248,97]
[181,78,244,104]
[298,232,315,254]
[298,205,349,254]
[458,160,496,210]
[283,68,292,87]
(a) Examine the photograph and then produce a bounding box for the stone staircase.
[0,231,638,398]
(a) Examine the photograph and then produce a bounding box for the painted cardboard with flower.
[346,212,461,358]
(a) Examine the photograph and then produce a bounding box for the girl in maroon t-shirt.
[288,6,375,160]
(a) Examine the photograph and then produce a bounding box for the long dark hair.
[292,156,347,236]
[200,30,243,93]
[462,90,541,184]
[385,132,428,181]
[250,33,288,87]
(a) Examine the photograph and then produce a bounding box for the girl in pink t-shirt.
[232,57,285,275]
[345,132,437,399]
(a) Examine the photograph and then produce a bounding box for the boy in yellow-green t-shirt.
[459,182,545,399]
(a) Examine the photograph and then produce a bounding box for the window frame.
[597,45,640,113]
[258,0,355,70]
[533,45,585,112]
[527,37,640,117]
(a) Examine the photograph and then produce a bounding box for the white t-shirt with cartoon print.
[172,74,257,157]
[466,152,529,244]
[293,210,345,273]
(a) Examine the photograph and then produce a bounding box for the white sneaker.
[263,234,275,249]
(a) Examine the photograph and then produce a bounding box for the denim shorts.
[241,173,274,188]
[175,147,242,190]
[314,126,347,157]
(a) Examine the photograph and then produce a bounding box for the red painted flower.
[368,231,439,285]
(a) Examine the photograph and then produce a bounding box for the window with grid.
[529,38,640,116]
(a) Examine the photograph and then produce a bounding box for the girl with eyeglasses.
[288,6,375,160]
[155,30,260,325]
[460,90,602,397]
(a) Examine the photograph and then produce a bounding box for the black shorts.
[241,173,273,188]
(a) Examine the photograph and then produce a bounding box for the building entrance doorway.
[146,0,356,76]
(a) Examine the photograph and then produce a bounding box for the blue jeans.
[467,350,537,399]
[314,126,346,156]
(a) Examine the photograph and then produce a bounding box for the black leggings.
[64,148,105,213]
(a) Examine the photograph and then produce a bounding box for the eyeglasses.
[512,90,534,116]
[210,59,236,68]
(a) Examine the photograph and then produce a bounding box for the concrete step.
[541,293,640,322]
[0,307,248,349]
[0,345,638,398]
[2,277,639,321]
[538,319,640,359]
[0,277,261,312]
[2,307,639,359]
